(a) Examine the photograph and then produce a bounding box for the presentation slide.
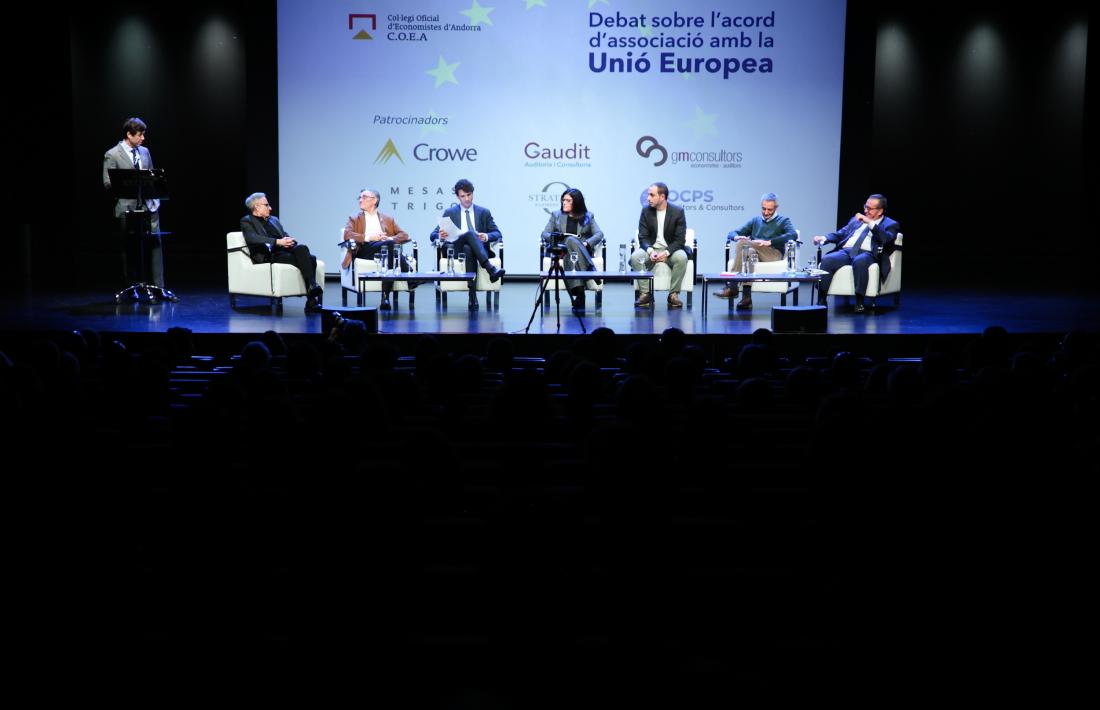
[278,0,847,274]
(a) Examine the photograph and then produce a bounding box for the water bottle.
[785,239,797,272]
[378,245,389,275]
[618,244,628,273]
[743,250,757,275]
[446,245,455,274]
[409,241,418,273]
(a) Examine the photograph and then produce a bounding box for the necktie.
[465,209,475,236]
[848,224,870,256]
[131,148,140,169]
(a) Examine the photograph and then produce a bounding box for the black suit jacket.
[638,203,689,255]
[240,214,289,264]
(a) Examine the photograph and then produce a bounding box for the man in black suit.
[629,182,689,308]
[240,192,324,312]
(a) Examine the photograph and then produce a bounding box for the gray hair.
[760,192,779,204]
[245,192,267,210]
[359,188,381,201]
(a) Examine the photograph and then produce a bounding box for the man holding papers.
[429,178,505,311]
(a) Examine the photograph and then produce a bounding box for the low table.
[357,271,475,308]
[699,271,825,318]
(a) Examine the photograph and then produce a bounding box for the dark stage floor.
[2,280,1097,337]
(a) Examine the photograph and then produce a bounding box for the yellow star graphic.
[588,0,609,9]
[461,0,495,26]
[523,0,546,9]
[684,106,718,138]
[426,55,460,87]
[639,25,653,38]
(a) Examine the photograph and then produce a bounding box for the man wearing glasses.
[241,192,325,312]
[812,194,899,313]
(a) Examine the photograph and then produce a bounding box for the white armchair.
[339,236,419,307]
[631,228,697,306]
[724,230,801,306]
[434,240,504,309]
[822,232,904,306]
[226,231,325,309]
[541,242,606,308]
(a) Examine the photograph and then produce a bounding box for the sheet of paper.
[438,215,463,243]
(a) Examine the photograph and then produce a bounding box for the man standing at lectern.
[103,117,166,291]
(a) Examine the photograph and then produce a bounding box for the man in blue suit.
[430,178,505,311]
[813,194,900,313]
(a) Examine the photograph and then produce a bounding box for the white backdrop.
[278,0,847,274]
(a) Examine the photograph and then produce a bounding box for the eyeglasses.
[863,205,882,211]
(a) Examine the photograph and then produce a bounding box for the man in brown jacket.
[343,188,413,310]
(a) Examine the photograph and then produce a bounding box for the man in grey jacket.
[103,117,166,291]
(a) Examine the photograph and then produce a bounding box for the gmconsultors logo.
[374,139,404,164]
[349,14,377,40]
[636,136,668,167]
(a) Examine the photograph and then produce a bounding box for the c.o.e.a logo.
[348,14,377,40]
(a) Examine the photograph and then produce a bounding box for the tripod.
[525,247,586,333]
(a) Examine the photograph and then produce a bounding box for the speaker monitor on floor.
[320,306,378,334]
[771,305,827,333]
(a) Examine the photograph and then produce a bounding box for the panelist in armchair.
[540,188,604,311]
[629,182,689,309]
[240,192,324,312]
[429,178,505,311]
[715,192,798,310]
[343,188,412,310]
[812,194,900,313]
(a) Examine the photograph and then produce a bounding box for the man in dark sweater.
[716,192,798,309]
[240,192,324,312]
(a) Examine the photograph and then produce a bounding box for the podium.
[108,168,178,303]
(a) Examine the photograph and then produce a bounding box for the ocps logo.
[637,188,715,206]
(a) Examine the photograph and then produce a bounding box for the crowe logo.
[349,14,377,40]
[374,139,404,164]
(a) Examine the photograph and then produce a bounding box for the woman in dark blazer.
[540,188,604,310]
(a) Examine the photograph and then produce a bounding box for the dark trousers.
[271,243,318,288]
[820,248,876,297]
[442,232,491,292]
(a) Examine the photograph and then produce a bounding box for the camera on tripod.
[544,231,571,257]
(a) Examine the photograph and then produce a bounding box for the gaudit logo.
[636,135,668,167]
[349,14,377,40]
[375,139,404,164]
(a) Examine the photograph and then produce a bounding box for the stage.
[2,279,1097,338]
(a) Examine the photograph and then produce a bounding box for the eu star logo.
[426,55,460,88]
